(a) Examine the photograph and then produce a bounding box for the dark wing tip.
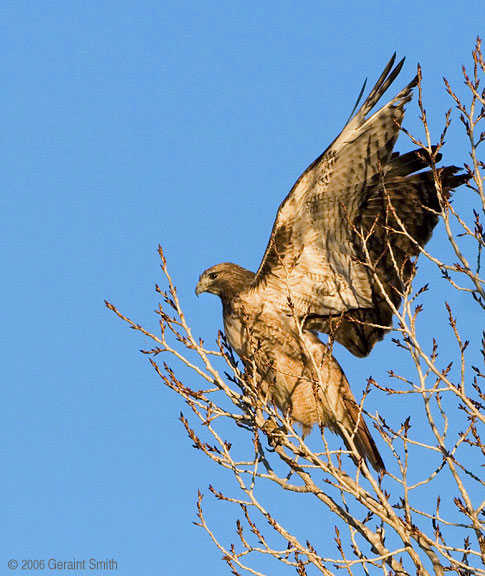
[356,54,413,119]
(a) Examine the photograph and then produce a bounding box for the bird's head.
[195,263,255,299]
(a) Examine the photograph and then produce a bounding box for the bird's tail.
[319,356,385,473]
[341,399,386,473]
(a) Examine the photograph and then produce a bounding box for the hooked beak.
[195,278,205,297]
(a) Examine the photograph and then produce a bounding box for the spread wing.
[249,55,466,357]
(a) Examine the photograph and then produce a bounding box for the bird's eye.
[208,272,218,280]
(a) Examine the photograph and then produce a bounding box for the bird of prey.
[195,55,466,472]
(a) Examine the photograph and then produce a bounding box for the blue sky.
[2,2,482,575]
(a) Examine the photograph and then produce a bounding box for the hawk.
[195,55,466,472]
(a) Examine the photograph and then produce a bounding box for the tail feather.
[344,408,386,473]
[321,353,386,473]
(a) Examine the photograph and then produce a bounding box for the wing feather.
[248,56,466,357]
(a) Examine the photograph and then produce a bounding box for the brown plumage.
[195,55,467,472]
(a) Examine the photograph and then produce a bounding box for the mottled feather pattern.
[196,55,467,472]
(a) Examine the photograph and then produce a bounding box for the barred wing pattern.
[250,55,465,357]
